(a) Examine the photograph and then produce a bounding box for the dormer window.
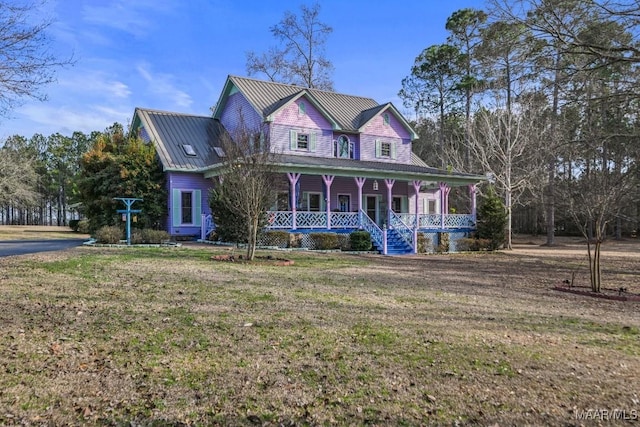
[383,113,390,126]
[182,144,197,156]
[298,101,306,115]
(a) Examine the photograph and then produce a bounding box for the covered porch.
[202,154,484,254]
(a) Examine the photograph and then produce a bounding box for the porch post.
[438,182,450,229]
[469,184,477,222]
[287,172,301,230]
[322,175,335,229]
[412,180,422,254]
[412,180,422,229]
[354,177,366,226]
[384,179,395,226]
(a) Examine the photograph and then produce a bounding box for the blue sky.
[0,0,487,140]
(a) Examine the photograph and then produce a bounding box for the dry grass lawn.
[0,235,639,426]
[0,225,89,241]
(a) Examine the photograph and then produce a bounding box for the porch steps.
[375,228,413,255]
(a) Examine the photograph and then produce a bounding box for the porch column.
[385,179,395,226]
[412,180,422,254]
[469,184,477,221]
[287,172,301,230]
[322,175,334,229]
[354,177,366,226]
[412,180,422,228]
[439,182,450,229]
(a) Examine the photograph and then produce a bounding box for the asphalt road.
[0,239,86,258]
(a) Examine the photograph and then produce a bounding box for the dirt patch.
[211,253,294,266]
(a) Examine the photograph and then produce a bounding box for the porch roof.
[203,153,484,186]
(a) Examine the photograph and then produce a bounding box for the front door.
[366,196,377,224]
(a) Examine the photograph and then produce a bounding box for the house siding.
[219,91,263,138]
[167,172,212,237]
[360,112,412,164]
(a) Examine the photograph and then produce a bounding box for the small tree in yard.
[476,186,507,251]
[210,123,281,261]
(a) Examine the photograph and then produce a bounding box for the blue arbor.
[114,197,142,245]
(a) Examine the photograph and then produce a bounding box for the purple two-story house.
[132,75,484,254]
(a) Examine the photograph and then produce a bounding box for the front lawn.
[1,244,639,425]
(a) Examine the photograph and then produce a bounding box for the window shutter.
[310,132,317,152]
[290,130,298,150]
[172,189,181,227]
[401,196,408,213]
[390,142,397,159]
[375,140,381,158]
[194,190,202,226]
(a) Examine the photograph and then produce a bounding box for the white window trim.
[337,193,351,212]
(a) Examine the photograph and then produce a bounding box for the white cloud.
[137,64,192,109]
[82,0,176,37]
[57,71,131,99]
[13,103,131,136]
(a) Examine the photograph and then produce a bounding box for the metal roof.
[134,108,226,171]
[223,75,383,132]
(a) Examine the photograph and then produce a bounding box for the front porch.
[201,159,483,255]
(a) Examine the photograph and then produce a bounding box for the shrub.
[260,230,289,248]
[437,232,450,253]
[309,232,339,250]
[349,231,372,251]
[95,225,123,244]
[417,232,431,253]
[77,220,90,234]
[455,237,492,251]
[69,219,80,232]
[336,234,350,251]
[131,229,170,244]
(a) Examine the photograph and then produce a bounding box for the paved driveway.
[0,239,86,257]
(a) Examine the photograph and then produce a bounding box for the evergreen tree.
[476,186,507,250]
[77,124,167,233]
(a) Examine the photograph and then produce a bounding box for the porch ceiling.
[202,154,484,186]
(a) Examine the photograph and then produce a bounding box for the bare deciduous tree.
[0,0,72,117]
[246,3,333,90]
[212,121,282,261]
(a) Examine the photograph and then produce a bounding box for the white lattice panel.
[330,212,359,228]
[419,214,442,228]
[444,215,475,228]
[296,212,327,228]
[267,211,292,228]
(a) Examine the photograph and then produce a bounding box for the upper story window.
[383,113,390,126]
[334,135,354,159]
[290,129,317,152]
[297,133,309,149]
[375,140,397,159]
[298,102,306,115]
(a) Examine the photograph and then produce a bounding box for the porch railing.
[397,213,476,229]
[266,211,359,229]
[201,214,215,240]
[389,210,414,249]
[360,209,384,250]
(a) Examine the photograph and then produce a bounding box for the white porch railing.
[266,211,359,229]
[389,210,414,249]
[360,210,384,251]
[263,211,475,231]
[398,214,476,229]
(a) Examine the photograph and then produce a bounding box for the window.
[213,146,226,157]
[181,191,193,224]
[298,102,306,115]
[334,135,354,159]
[424,199,437,214]
[308,193,321,211]
[383,113,390,126]
[381,142,391,157]
[338,194,351,212]
[297,133,309,149]
[290,130,316,151]
[276,192,290,210]
[375,140,396,159]
[182,144,197,156]
[392,197,402,212]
